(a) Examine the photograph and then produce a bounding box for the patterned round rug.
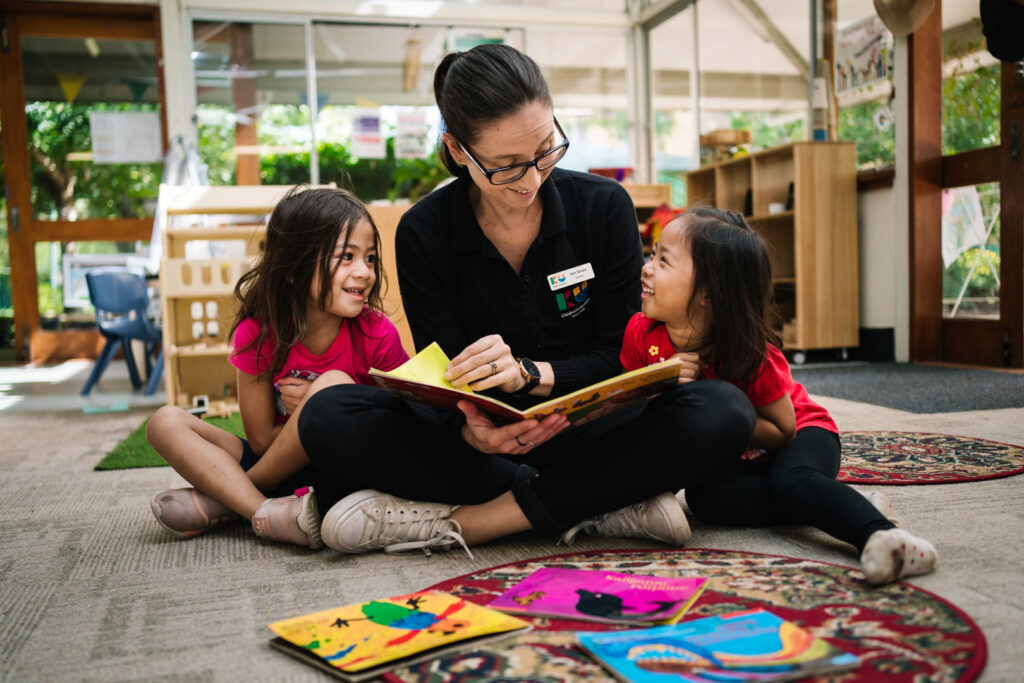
[383,549,986,683]
[838,431,1024,484]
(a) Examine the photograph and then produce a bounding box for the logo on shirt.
[648,345,659,357]
[555,281,590,318]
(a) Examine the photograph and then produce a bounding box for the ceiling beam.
[727,0,809,78]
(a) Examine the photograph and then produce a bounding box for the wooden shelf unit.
[157,185,411,408]
[685,142,859,352]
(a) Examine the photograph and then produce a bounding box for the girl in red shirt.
[620,207,936,585]
[146,187,408,548]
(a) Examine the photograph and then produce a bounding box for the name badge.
[547,263,595,291]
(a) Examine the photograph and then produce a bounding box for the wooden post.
[908,0,943,361]
[230,23,260,186]
[1001,59,1024,366]
[0,11,38,360]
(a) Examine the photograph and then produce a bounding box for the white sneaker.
[320,490,471,557]
[862,490,901,527]
[559,492,691,546]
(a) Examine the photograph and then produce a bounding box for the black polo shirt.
[395,167,642,405]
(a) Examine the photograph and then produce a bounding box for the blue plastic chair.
[81,268,164,396]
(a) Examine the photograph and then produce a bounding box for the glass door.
[938,4,1022,367]
[0,7,164,360]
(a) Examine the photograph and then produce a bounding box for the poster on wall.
[835,16,893,98]
[395,109,430,159]
[89,111,162,164]
[351,108,386,159]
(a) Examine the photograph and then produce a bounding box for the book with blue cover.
[576,608,859,682]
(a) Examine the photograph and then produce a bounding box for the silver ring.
[489,361,498,376]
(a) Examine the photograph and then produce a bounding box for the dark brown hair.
[230,186,386,380]
[433,43,552,178]
[678,206,781,386]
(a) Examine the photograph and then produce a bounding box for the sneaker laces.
[385,518,472,559]
[559,500,648,546]
[362,497,471,558]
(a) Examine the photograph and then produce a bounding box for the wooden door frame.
[0,1,166,362]
[908,0,1024,367]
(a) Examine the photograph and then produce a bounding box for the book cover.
[268,591,532,682]
[369,342,682,427]
[488,567,708,625]
[576,609,859,682]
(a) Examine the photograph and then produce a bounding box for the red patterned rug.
[838,431,1024,484]
[383,549,986,683]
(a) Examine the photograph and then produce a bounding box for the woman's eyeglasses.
[458,118,570,185]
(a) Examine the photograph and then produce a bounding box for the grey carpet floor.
[2,396,1023,682]
[792,362,1023,413]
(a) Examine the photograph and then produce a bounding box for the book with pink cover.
[487,568,708,626]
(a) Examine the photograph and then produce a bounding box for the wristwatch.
[516,357,541,394]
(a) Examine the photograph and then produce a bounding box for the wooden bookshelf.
[685,143,859,355]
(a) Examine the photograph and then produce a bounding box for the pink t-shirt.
[620,312,836,433]
[230,310,409,420]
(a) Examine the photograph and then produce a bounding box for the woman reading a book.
[264,44,756,555]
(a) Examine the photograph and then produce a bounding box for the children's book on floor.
[267,591,532,681]
[575,608,859,682]
[487,567,708,625]
[370,342,682,427]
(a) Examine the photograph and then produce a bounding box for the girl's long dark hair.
[681,206,781,386]
[433,44,552,178]
[230,186,386,380]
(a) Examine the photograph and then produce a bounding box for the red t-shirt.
[620,312,836,433]
[230,310,409,421]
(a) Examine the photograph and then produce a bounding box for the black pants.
[297,379,755,536]
[685,427,894,551]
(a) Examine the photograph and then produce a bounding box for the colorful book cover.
[576,609,860,682]
[370,342,682,427]
[488,567,708,625]
[268,591,532,681]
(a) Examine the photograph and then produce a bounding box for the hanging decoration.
[403,38,422,93]
[57,73,87,103]
[123,79,150,102]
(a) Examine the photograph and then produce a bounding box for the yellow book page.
[268,592,529,674]
[376,342,473,393]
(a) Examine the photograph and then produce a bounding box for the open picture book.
[575,608,860,682]
[487,567,708,626]
[370,342,682,426]
[267,591,532,682]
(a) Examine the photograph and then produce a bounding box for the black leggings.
[685,427,894,551]
[297,379,756,536]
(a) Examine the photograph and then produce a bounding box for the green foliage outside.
[943,246,1000,300]
[26,102,163,220]
[839,99,895,170]
[198,104,450,203]
[943,62,1000,155]
[730,111,806,152]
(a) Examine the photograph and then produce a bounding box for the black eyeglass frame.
[457,117,570,185]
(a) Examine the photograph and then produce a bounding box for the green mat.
[95,414,245,470]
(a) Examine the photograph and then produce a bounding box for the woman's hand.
[446,334,526,393]
[669,351,705,384]
[457,400,569,455]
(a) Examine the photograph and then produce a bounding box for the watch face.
[520,357,540,380]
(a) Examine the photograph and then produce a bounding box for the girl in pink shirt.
[147,187,408,548]
[620,207,936,585]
